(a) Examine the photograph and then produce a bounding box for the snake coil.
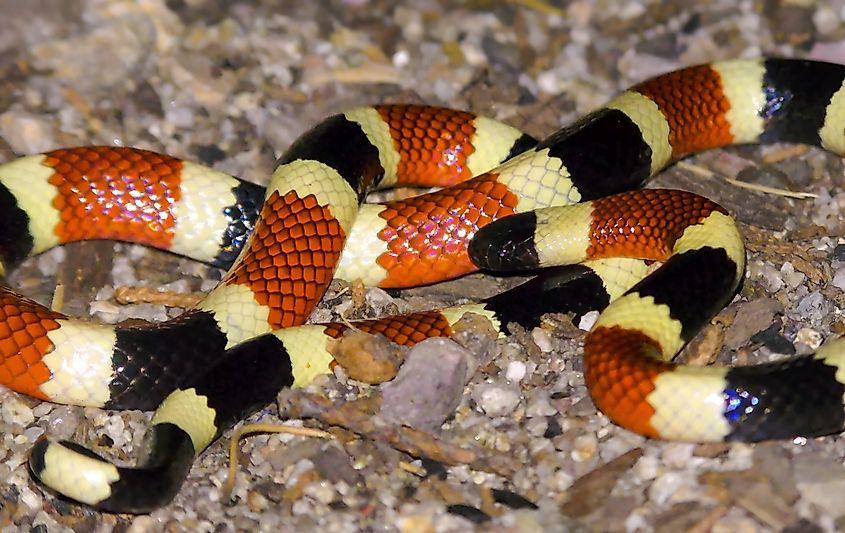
[0,58,839,512]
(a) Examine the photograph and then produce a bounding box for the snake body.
[2,57,844,512]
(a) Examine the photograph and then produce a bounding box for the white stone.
[473,383,521,417]
[505,360,527,382]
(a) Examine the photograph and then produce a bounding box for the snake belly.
[9,57,845,513]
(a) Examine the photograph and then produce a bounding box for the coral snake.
[0,57,843,512]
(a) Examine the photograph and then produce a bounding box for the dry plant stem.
[114,286,204,307]
[222,423,332,500]
[676,161,817,199]
[508,0,567,17]
[285,391,518,477]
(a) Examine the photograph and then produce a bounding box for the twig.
[675,161,817,199]
[113,286,203,307]
[508,0,567,17]
[221,423,331,501]
[284,391,518,477]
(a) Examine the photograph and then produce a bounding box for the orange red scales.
[377,173,519,287]
[324,310,455,346]
[224,190,345,329]
[586,190,727,261]
[375,105,478,187]
[47,147,182,249]
[583,326,669,439]
[0,287,64,399]
[633,64,734,158]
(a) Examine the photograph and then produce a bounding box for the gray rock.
[379,337,469,432]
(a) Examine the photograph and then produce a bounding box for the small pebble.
[832,243,845,261]
[2,396,34,426]
[578,311,600,331]
[571,433,598,462]
[661,443,696,469]
[832,266,845,290]
[780,262,805,288]
[632,454,660,481]
[446,504,490,524]
[473,382,521,417]
[491,488,538,510]
[796,291,827,318]
[397,514,435,533]
[303,480,336,505]
[505,360,527,382]
[647,471,697,506]
[524,391,557,418]
[795,327,823,350]
[531,328,554,352]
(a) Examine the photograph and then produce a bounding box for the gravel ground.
[3,0,845,531]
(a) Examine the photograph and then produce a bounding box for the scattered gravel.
[3,0,845,531]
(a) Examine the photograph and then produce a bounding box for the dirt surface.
[3,0,845,531]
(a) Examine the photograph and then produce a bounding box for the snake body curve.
[2,57,845,512]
